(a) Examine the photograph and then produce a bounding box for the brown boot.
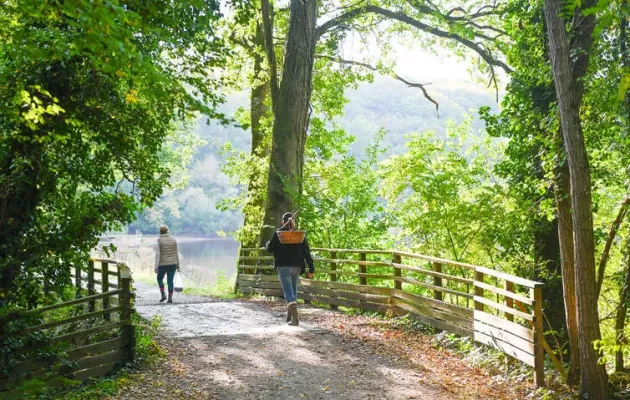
[167,291,173,304]
[286,309,291,323]
[288,303,298,326]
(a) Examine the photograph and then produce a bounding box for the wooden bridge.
[238,247,550,386]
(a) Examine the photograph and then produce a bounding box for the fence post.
[432,262,443,301]
[75,263,82,297]
[329,251,338,310]
[505,281,514,322]
[532,283,544,387]
[393,253,402,290]
[359,253,367,286]
[102,262,110,321]
[474,269,484,312]
[88,260,95,312]
[119,263,136,363]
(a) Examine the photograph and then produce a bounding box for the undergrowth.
[2,313,163,400]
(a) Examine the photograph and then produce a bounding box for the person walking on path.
[266,212,314,326]
[154,226,180,303]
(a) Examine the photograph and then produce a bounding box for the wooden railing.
[238,247,546,387]
[0,261,135,393]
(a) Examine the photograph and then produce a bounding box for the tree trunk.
[553,142,581,386]
[260,0,317,241]
[544,0,608,396]
[243,23,271,248]
[615,236,630,372]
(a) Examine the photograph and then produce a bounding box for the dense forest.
[2,0,630,398]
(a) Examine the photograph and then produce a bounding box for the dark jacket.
[266,230,314,274]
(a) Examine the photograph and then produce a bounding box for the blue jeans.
[157,264,177,292]
[277,267,301,303]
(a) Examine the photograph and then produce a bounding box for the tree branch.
[596,196,630,298]
[318,55,439,115]
[316,5,512,74]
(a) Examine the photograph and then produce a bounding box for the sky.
[338,28,508,97]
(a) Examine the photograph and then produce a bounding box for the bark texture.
[544,0,608,396]
[260,0,317,241]
[553,146,580,386]
[615,237,630,372]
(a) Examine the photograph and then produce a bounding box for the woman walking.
[154,225,180,303]
[266,212,314,326]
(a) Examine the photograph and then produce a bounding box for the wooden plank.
[532,284,544,387]
[24,290,123,315]
[102,262,110,321]
[473,281,533,305]
[399,276,473,299]
[393,290,473,320]
[92,268,119,277]
[239,287,284,297]
[433,262,443,301]
[393,263,473,285]
[239,247,266,252]
[391,305,473,338]
[75,349,126,371]
[239,256,274,261]
[238,281,282,290]
[315,258,391,267]
[67,337,127,361]
[473,310,534,342]
[88,260,95,312]
[359,253,367,285]
[475,266,541,288]
[473,296,533,321]
[300,279,394,296]
[394,251,476,270]
[53,321,126,343]
[238,265,274,270]
[238,274,279,282]
[474,319,534,354]
[392,298,473,330]
[24,307,123,333]
[310,248,392,255]
[90,258,118,264]
[299,285,391,304]
[393,254,402,290]
[299,293,390,314]
[474,331,535,367]
[73,361,118,382]
[10,358,52,376]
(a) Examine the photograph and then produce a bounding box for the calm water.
[97,235,240,286]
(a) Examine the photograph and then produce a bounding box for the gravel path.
[122,282,451,400]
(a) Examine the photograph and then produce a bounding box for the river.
[97,235,240,289]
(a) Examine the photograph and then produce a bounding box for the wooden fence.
[238,248,546,387]
[0,260,135,393]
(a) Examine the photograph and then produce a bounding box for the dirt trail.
[122,281,451,400]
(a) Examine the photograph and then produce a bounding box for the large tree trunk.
[544,0,608,396]
[615,236,630,372]
[553,142,581,386]
[260,0,317,241]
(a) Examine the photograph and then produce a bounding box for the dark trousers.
[157,264,177,292]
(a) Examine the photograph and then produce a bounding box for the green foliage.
[300,130,390,250]
[381,119,518,265]
[0,0,228,305]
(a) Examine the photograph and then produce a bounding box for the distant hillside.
[130,77,500,235]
